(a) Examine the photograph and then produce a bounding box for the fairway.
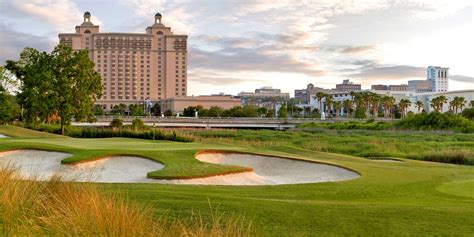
[1,125,474,235]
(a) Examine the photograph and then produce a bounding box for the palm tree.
[431,96,448,112]
[334,101,343,119]
[343,99,353,118]
[458,97,467,113]
[370,93,381,118]
[381,96,395,118]
[362,92,372,117]
[438,95,448,112]
[430,97,439,112]
[315,92,326,113]
[415,101,424,113]
[349,91,357,117]
[325,95,334,116]
[398,99,411,118]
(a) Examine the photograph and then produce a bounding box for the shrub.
[131,118,144,130]
[461,107,474,120]
[110,118,123,128]
[395,112,474,133]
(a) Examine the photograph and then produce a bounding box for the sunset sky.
[1,0,472,96]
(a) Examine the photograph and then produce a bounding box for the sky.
[0,0,473,96]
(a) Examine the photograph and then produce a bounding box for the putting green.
[437,179,474,198]
[1,125,474,235]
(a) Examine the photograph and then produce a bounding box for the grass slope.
[1,125,474,235]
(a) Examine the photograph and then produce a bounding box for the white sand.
[0,150,360,185]
[0,134,9,138]
[156,153,360,185]
[0,150,72,180]
[0,150,164,183]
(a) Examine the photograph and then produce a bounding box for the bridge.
[72,116,398,129]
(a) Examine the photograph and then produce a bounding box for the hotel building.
[427,66,449,92]
[58,12,188,109]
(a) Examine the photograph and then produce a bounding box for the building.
[294,83,328,103]
[294,89,308,102]
[336,79,361,92]
[239,87,290,108]
[408,80,432,93]
[371,84,388,90]
[159,95,241,114]
[411,90,473,113]
[388,84,408,91]
[427,66,449,92]
[59,12,188,110]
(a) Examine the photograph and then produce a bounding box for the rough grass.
[187,129,474,165]
[0,166,252,236]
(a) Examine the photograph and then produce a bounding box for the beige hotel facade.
[59,12,188,110]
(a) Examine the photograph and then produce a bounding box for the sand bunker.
[0,134,9,138]
[156,153,360,185]
[0,150,359,185]
[0,150,163,183]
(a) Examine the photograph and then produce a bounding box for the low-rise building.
[159,95,241,114]
[336,79,361,92]
[371,84,388,90]
[388,84,408,91]
[408,80,433,92]
[239,87,290,108]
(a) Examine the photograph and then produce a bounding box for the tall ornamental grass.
[0,165,252,236]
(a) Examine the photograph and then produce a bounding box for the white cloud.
[9,0,102,32]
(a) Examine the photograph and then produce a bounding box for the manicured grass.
[1,125,474,235]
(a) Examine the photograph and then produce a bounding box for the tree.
[163,109,172,116]
[129,104,145,116]
[256,107,268,117]
[92,105,105,116]
[0,85,20,124]
[151,103,161,116]
[278,104,287,118]
[398,99,411,118]
[324,95,333,116]
[415,101,424,113]
[315,92,326,112]
[370,93,381,118]
[6,45,102,134]
[334,101,342,119]
[431,95,448,112]
[112,104,127,115]
[208,106,223,117]
[110,118,123,129]
[343,99,353,117]
[381,96,395,118]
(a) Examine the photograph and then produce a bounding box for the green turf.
[1,125,474,235]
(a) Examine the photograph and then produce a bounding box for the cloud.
[450,75,474,83]
[189,45,326,77]
[341,45,376,54]
[0,25,55,64]
[349,65,425,79]
[4,0,102,32]
[117,0,196,34]
[188,70,265,86]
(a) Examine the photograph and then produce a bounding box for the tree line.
[1,45,102,134]
[313,91,472,119]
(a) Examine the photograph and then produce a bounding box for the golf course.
[1,125,473,236]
